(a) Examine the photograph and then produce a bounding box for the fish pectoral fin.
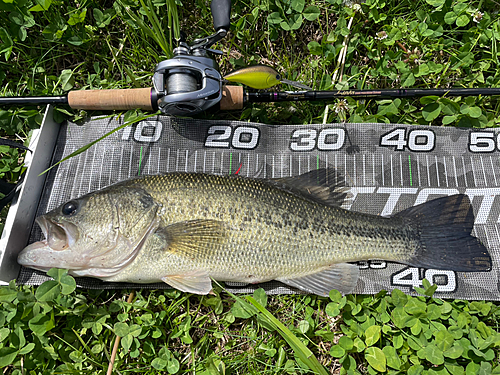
[276,263,360,296]
[158,219,226,258]
[161,270,213,295]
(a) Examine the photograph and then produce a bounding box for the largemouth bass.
[18,170,492,295]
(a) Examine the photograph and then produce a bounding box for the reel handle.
[211,0,231,32]
[67,88,156,111]
[67,86,245,113]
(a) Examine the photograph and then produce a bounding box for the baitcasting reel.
[152,0,231,116]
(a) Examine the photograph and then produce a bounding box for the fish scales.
[18,170,492,295]
[112,173,418,282]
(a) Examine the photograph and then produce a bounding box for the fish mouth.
[36,216,79,251]
[18,240,53,271]
[18,216,80,270]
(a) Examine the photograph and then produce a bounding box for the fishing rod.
[221,65,500,107]
[5,84,500,107]
[222,85,500,110]
[1,0,500,116]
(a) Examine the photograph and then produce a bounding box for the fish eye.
[62,201,79,216]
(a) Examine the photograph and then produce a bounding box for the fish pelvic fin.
[161,270,212,295]
[396,194,492,272]
[276,262,360,296]
[160,219,227,259]
[269,168,352,209]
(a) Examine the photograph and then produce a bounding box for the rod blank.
[246,88,500,103]
[0,96,68,106]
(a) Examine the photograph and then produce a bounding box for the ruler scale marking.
[272,155,275,178]
[417,155,421,187]
[426,155,430,187]
[443,156,448,188]
[462,156,468,188]
[175,149,180,172]
[147,149,152,174]
[89,144,97,190]
[381,154,384,186]
[483,225,492,254]
[98,144,105,188]
[391,154,394,187]
[281,154,284,178]
[108,147,115,186]
[471,156,478,187]
[480,156,488,187]
[79,145,91,195]
[363,154,366,186]
[490,156,498,185]
[167,148,171,173]
[399,154,402,187]
[372,154,375,186]
[127,144,133,184]
[435,155,440,187]
[354,154,356,185]
[345,154,347,186]
[495,224,500,247]
[452,156,458,187]
[335,154,338,182]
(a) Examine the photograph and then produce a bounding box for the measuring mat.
[17,116,500,300]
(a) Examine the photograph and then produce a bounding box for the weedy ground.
[0,0,500,374]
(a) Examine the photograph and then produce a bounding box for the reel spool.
[152,53,222,116]
[152,0,230,116]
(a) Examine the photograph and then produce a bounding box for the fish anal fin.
[161,270,212,295]
[277,263,360,296]
[159,219,226,259]
[270,168,352,208]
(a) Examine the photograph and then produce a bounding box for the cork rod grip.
[67,88,154,111]
[219,85,244,111]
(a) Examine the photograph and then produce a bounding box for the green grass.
[1,273,500,374]
[1,0,500,373]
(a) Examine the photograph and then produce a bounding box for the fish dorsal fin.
[159,219,227,259]
[161,270,212,295]
[276,263,360,296]
[269,168,352,208]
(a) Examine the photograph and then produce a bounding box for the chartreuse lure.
[224,65,312,90]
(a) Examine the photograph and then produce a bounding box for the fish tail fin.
[394,194,491,272]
